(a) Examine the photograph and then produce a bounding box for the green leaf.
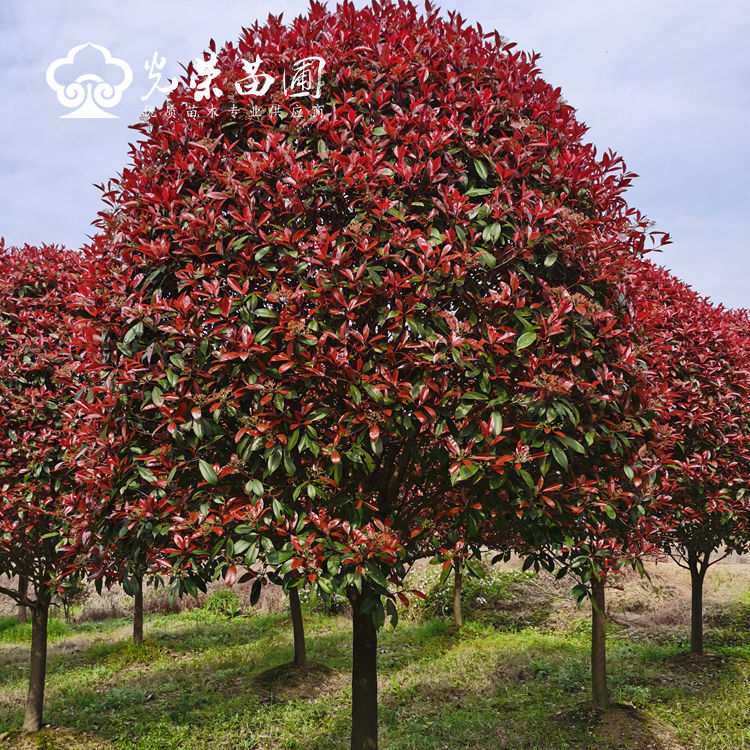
[473,158,489,181]
[365,562,388,589]
[516,331,537,350]
[250,579,262,607]
[244,478,264,496]
[544,252,558,267]
[283,450,296,475]
[327,556,341,576]
[233,539,252,555]
[123,321,143,344]
[561,436,586,454]
[136,465,158,483]
[551,444,568,469]
[490,411,503,437]
[482,223,502,243]
[455,402,473,419]
[571,584,588,605]
[198,459,218,485]
[476,251,497,268]
[267,447,282,474]
[245,543,259,566]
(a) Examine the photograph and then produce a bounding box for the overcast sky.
[1,1,747,308]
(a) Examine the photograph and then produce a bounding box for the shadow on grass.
[1,610,748,749]
[0,615,471,749]
[0,726,116,750]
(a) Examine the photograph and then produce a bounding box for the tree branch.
[706,548,732,568]
[0,584,36,609]
[667,552,691,571]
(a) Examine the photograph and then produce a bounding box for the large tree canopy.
[77,0,666,591]
[73,3,669,746]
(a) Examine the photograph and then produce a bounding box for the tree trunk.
[453,559,463,628]
[689,565,705,655]
[17,575,29,624]
[133,575,144,645]
[22,592,50,732]
[289,586,307,667]
[347,584,378,750]
[590,576,607,709]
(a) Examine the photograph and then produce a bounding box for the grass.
[0,569,748,750]
[0,616,71,645]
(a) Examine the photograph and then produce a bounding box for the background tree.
[0,240,85,732]
[633,260,750,655]
[66,369,180,646]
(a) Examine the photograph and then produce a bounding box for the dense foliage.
[632,260,750,652]
[1,1,744,747]
[0,240,85,731]
[75,0,668,607]
[0,241,84,604]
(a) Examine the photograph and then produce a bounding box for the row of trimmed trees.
[1,236,747,743]
[1,2,749,747]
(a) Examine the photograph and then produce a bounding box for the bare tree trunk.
[453,559,463,628]
[590,576,607,709]
[133,575,144,645]
[17,575,29,624]
[347,584,378,750]
[689,560,706,655]
[22,592,50,732]
[289,587,307,667]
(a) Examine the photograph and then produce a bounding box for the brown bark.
[17,575,29,624]
[689,561,706,655]
[590,576,607,709]
[133,575,144,645]
[453,559,463,628]
[22,592,50,732]
[289,586,307,667]
[347,584,378,750]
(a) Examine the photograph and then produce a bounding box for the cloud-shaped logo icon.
[46,43,133,119]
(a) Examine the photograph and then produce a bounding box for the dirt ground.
[1,555,748,627]
[0,572,288,621]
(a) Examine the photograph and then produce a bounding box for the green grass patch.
[0,580,748,749]
[0,616,70,644]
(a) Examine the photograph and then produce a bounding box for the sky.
[0,0,748,309]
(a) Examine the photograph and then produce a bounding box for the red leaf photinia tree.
[633,260,750,655]
[0,240,85,733]
[75,2,669,746]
